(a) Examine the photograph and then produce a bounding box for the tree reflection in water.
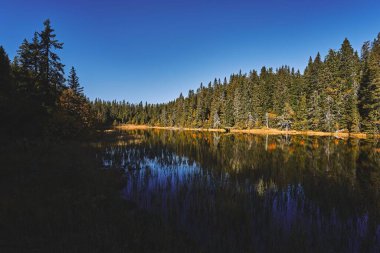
[100,130,380,253]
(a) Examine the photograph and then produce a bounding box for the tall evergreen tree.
[67,66,83,95]
[0,46,12,95]
[321,49,340,131]
[358,41,372,130]
[338,38,361,131]
[305,53,323,130]
[363,33,380,133]
[38,19,65,105]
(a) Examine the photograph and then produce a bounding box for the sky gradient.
[1,0,380,103]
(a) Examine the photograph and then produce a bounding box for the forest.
[1,20,380,139]
[2,19,380,253]
[0,20,94,141]
[93,34,380,134]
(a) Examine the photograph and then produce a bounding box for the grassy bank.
[115,124,370,139]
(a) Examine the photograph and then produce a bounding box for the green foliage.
[95,34,380,134]
[2,21,380,135]
[68,66,83,94]
[360,34,380,133]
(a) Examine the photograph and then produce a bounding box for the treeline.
[93,34,380,134]
[2,21,380,136]
[0,20,94,140]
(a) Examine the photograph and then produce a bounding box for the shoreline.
[114,124,372,139]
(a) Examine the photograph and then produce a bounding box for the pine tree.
[224,77,235,127]
[278,102,294,130]
[249,70,262,127]
[338,38,361,131]
[358,41,371,130]
[364,33,380,133]
[176,93,185,126]
[320,49,340,131]
[0,46,12,95]
[0,46,15,134]
[29,32,41,78]
[260,67,274,117]
[294,95,308,130]
[67,66,83,95]
[38,19,65,105]
[16,39,35,94]
[305,53,323,130]
[195,83,206,127]
[213,111,221,128]
[210,81,222,128]
[288,69,304,111]
[232,76,246,128]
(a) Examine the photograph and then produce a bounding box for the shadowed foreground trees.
[0,20,93,141]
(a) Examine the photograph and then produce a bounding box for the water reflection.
[99,130,380,252]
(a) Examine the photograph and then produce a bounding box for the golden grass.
[233,129,369,139]
[116,124,149,130]
[115,124,372,139]
[116,124,225,132]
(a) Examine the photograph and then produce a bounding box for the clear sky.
[1,0,380,103]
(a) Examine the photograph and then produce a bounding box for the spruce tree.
[365,33,380,133]
[338,38,361,131]
[38,19,65,105]
[305,53,323,130]
[249,70,263,127]
[0,46,12,95]
[358,41,371,130]
[321,49,340,131]
[0,46,15,134]
[224,77,235,127]
[67,66,83,95]
[30,32,41,78]
[294,95,308,130]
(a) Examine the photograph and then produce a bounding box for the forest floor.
[115,124,371,139]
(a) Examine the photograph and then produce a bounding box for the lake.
[98,129,380,252]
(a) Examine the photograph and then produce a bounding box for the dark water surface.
[100,129,380,252]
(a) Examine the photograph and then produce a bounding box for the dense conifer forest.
[1,20,380,137]
[92,33,380,134]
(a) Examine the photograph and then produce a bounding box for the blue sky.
[1,0,380,103]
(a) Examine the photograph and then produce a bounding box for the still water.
[100,129,380,252]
